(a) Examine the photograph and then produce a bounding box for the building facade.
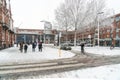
[15,13,120,47]
[4,12,120,48]
[0,0,14,50]
[60,13,120,47]
[15,28,57,44]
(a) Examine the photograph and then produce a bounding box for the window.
[115,16,120,22]
[117,22,120,28]
[116,33,119,39]
[119,30,120,37]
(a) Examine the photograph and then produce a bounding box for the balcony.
[8,28,14,33]
[2,23,9,30]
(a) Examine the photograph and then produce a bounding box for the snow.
[36,64,120,79]
[33,64,120,80]
[0,44,120,80]
[17,64,120,80]
[0,44,75,65]
[72,46,120,56]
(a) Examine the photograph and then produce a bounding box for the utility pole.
[97,12,104,47]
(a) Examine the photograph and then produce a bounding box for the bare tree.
[55,3,72,43]
[55,0,106,46]
[83,0,106,46]
[65,0,86,46]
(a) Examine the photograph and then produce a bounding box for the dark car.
[85,43,93,47]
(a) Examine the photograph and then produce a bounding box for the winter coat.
[38,42,42,49]
[24,44,28,50]
[32,43,36,48]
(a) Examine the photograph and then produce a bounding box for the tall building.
[0,0,14,50]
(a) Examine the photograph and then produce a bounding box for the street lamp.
[97,12,104,47]
[40,21,46,44]
[59,32,61,46]
[40,20,52,44]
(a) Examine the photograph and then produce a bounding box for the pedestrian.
[110,41,114,50]
[38,42,42,52]
[17,42,18,47]
[24,43,28,53]
[80,43,85,54]
[32,42,36,52]
[19,42,23,53]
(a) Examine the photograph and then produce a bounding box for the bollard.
[59,47,61,57]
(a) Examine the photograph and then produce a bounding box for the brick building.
[0,0,14,50]
[60,13,120,47]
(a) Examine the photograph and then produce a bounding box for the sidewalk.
[0,45,75,65]
[1,44,120,65]
[1,45,120,80]
[51,45,120,56]
[72,46,120,56]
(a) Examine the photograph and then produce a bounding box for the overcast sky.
[11,0,120,29]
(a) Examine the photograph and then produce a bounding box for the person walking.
[110,39,114,50]
[38,42,42,52]
[24,43,28,53]
[80,42,85,54]
[32,42,36,52]
[19,42,23,53]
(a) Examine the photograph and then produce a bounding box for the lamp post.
[40,21,46,44]
[40,20,52,44]
[97,12,104,47]
[59,32,61,46]
[74,27,77,46]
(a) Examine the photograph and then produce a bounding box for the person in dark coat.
[32,42,36,52]
[80,43,85,54]
[38,42,42,52]
[24,43,28,53]
[19,42,23,53]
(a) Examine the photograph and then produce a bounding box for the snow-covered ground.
[0,44,120,80]
[72,46,120,56]
[0,44,75,65]
[19,64,120,80]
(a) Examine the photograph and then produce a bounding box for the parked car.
[76,43,81,46]
[61,42,74,46]
[68,43,74,46]
[60,43,72,50]
[85,43,93,47]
